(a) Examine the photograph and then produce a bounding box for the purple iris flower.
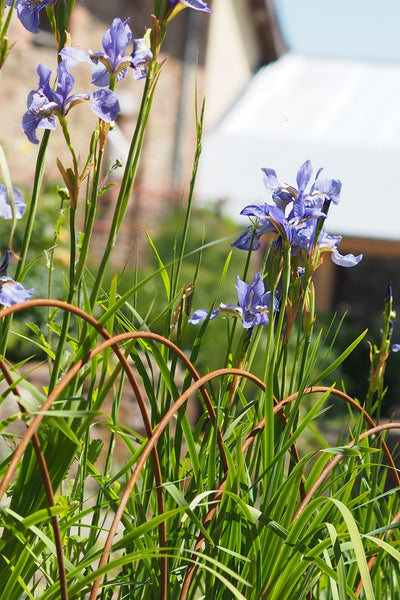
[294,221,362,267]
[0,276,34,306]
[6,0,53,34]
[189,272,279,329]
[232,160,362,267]
[0,186,26,220]
[262,160,313,212]
[0,251,33,307]
[232,218,275,251]
[233,161,329,251]
[22,60,120,144]
[60,18,153,86]
[164,0,212,21]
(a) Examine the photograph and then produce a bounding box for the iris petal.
[0,276,33,307]
[0,187,27,220]
[12,0,53,34]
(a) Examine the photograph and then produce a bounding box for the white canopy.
[197,53,400,241]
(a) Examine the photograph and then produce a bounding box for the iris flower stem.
[154,0,163,19]
[68,207,76,296]
[88,59,160,310]
[262,286,277,481]
[15,131,50,281]
[0,0,15,40]
[278,340,288,399]
[259,250,283,469]
[49,133,105,392]
[47,119,83,391]
[0,129,50,354]
[272,242,291,366]
[365,289,393,419]
[66,0,76,17]
[171,96,204,305]
[287,313,302,394]
[72,129,104,294]
[159,98,205,415]
[289,279,311,394]
[46,195,67,366]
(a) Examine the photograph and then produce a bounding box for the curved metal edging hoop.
[88,366,267,600]
[0,356,69,600]
[2,302,398,600]
[0,300,170,599]
[180,387,400,599]
[0,300,244,599]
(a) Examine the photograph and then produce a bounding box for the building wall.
[203,0,263,129]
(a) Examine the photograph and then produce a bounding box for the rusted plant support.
[0,300,235,599]
[0,356,69,600]
[182,386,400,599]
[0,301,167,597]
[179,391,312,599]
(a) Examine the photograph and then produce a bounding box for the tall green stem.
[0,130,50,353]
[89,61,161,310]
[49,136,105,390]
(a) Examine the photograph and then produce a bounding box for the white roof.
[197,53,400,241]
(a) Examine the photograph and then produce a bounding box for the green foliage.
[0,2,399,600]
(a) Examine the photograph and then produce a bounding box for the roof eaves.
[247,0,287,64]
